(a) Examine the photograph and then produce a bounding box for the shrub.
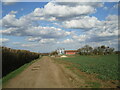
[2,46,39,77]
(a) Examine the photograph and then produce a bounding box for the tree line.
[2,46,40,77]
[77,45,115,55]
[50,45,117,56]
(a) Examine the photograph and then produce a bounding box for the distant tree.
[101,45,106,55]
[115,51,120,54]
[84,45,89,55]
[106,47,114,54]
[93,48,98,55]
[78,48,82,54]
[82,47,85,55]
[100,45,114,55]
[84,45,93,55]
[50,50,58,55]
[101,45,106,49]
[78,45,115,56]
[78,45,93,55]
[89,46,93,55]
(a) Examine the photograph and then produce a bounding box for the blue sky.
[2,2,48,17]
[1,1,119,53]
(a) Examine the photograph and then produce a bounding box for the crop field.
[58,54,118,80]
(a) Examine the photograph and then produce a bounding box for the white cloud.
[72,35,89,42]
[1,28,18,35]
[2,13,33,28]
[63,16,100,29]
[113,3,120,9]
[2,25,71,38]
[1,10,73,38]
[32,2,103,21]
[61,39,74,44]
[106,14,118,21]
[62,14,118,39]
[2,14,18,28]
[26,37,41,42]
[0,38,9,43]
[1,2,104,31]
[62,14,118,47]
[9,10,18,14]
[12,42,21,45]
[3,0,20,5]
[103,6,108,10]
[55,2,103,7]
[25,26,71,38]
[39,38,56,44]
[21,43,38,47]
[1,2,118,52]
[44,2,95,17]
[96,15,118,37]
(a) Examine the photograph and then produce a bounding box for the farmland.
[58,54,118,81]
[2,54,119,88]
[2,46,119,88]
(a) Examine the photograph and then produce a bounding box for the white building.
[57,48,65,55]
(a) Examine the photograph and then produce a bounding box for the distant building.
[64,50,78,55]
[57,48,65,55]
[57,48,78,55]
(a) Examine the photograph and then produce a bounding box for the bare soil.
[3,56,80,88]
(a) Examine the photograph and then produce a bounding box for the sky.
[0,1,119,53]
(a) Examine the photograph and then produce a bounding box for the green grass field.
[58,54,118,80]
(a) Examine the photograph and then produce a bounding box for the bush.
[2,46,39,77]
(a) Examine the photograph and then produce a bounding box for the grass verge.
[2,58,40,85]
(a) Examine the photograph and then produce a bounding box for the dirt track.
[3,56,80,88]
